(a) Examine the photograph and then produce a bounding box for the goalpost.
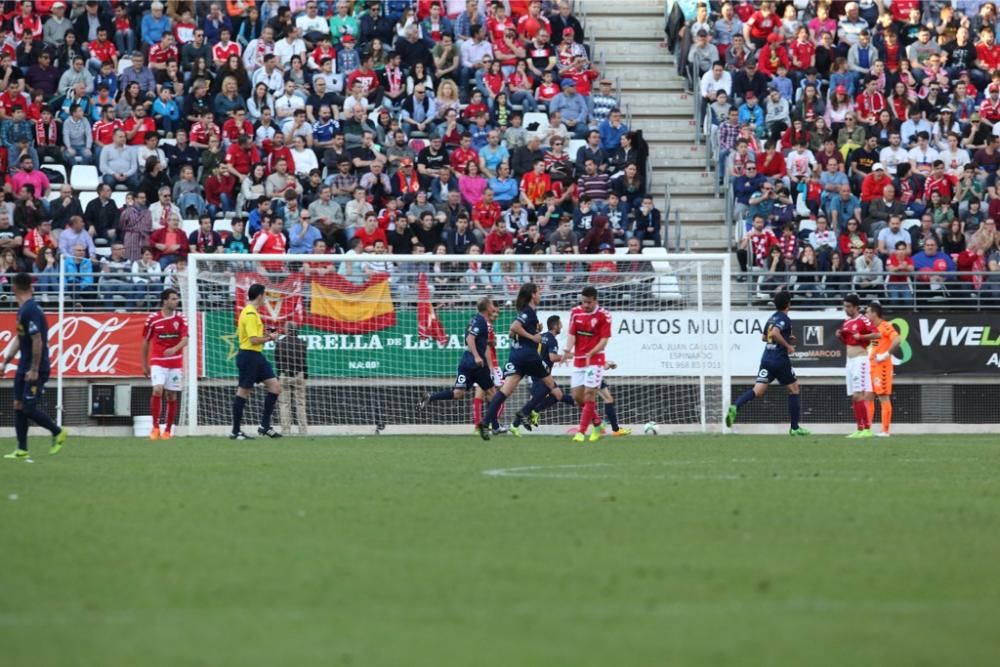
[184,252,732,436]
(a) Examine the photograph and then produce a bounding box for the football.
[643,421,659,435]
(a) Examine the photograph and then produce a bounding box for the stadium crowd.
[0,0,660,309]
[678,0,1000,306]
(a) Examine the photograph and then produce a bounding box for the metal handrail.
[672,208,683,252]
[724,172,735,253]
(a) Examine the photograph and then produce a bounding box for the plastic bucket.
[134,415,153,438]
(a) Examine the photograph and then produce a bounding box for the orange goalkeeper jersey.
[870,321,898,359]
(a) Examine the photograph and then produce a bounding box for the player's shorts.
[454,362,494,391]
[13,371,49,403]
[870,360,893,396]
[150,365,183,392]
[504,352,550,380]
[845,355,873,395]
[570,365,604,389]
[755,357,797,386]
[236,350,276,389]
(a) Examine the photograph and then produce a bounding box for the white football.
[643,421,659,435]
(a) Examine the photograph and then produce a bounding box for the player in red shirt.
[563,285,612,442]
[835,293,881,438]
[141,288,189,440]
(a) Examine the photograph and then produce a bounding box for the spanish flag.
[308,273,396,333]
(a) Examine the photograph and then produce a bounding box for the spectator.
[853,245,884,300]
[912,237,956,301]
[63,243,96,306]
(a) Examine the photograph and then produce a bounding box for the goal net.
[184,252,732,436]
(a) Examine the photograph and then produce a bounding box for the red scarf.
[35,119,58,146]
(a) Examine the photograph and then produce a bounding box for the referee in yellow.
[231,283,283,440]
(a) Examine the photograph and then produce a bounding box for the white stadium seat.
[70,165,100,191]
[78,191,99,210]
[182,219,200,235]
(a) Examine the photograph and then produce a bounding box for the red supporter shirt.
[449,146,479,173]
[855,92,886,120]
[748,228,779,266]
[924,173,957,200]
[746,11,777,42]
[87,40,118,64]
[517,15,550,40]
[93,119,123,145]
[23,229,55,257]
[190,120,220,145]
[225,143,261,176]
[891,0,921,22]
[483,230,513,254]
[148,44,179,66]
[520,171,551,205]
[125,117,157,145]
[251,229,287,272]
[472,201,501,230]
[354,227,387,248]
[976,43,1000,72]
[143,311,188,369]
[568,305,611,368]
[882,42,901,72]
[839,315,876,348]
[222,118,254,142]
[886,254,914,283]
[212,41,242,63]
[788,40,815,70]
[486,16,514,44]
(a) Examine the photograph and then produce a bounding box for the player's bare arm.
[585,336,610,364]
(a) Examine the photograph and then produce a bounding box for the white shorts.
[845,356,872,395]
[151,365,184,392]
[491,367,503,386]
[571,365,604,389]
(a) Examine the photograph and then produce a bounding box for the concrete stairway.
[582,0,728,252]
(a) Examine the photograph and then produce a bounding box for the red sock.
[165,399,178,433]
[578,401,595,434]
[150,394,162,428]
[473,398,482,426]
[852,400,868,429]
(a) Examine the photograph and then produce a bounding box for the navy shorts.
[236,350,276,389]
[756,358,797,386]
[14,371,48,403]
[454,362,494,391]
[504,353,550,380]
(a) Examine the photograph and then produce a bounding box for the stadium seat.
[44,163,67,181]
[652,275,683,303]
[182,219,200,235]
[47,190,62,201]
[117,59,131,75]
[213,218,234,234]
[110,192,128,208]
[902,218,921,231]
[523,112,549,132]
[94,246,112,259]
[78,191,99,210]
[798,217,817,234]
[568,139,586,158]
[70,165,100,191]
[160,138,177,147]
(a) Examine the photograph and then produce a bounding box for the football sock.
[561,393,575,405]
[735,388,755,409]
[150,394,162,428]
[472,398,483,425]
[481,390,508,426]
[231,395,246,434]
[262,392,278,430]
[165,399,178,433]
[604,403,620,431]
[578,401,596,435]
[535,394,558,412]
[14,409,28,450]
[852,400,868,429]
[429,390,454,402]
[866,400,875,426]
[21,404,59,435]
[881,399,893,433]
[788,394,801,430]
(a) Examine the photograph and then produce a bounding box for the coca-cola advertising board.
[0,313,200,378]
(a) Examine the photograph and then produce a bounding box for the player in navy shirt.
[478,283,569,441]
[509,314,576,437]
[419,297,498,408]
[3,273,67,459]
[726,289,810,436]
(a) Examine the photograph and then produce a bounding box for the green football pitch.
[2,433,999,666]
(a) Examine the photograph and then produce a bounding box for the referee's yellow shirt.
[238,304,265,352]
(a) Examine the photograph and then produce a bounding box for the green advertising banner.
[203,309,516,378]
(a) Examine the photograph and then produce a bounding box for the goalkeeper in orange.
[866,301,900,437]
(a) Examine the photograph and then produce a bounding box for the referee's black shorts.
[236,350,276,389]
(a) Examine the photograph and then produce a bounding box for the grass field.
[2,433,999,667]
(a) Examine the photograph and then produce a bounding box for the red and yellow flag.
[307,273,396,333]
